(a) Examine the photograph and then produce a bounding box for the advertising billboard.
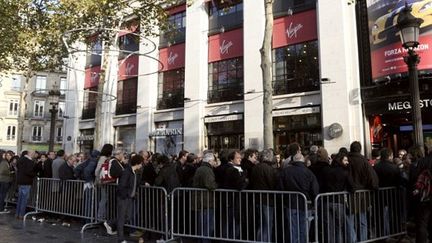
[367,0,432,82]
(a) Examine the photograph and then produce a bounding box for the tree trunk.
[17,68,33,153]
[260,0,274,149]
[93,43,111,150]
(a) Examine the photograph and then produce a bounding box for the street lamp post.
[396,3,424,151]
[48,87,61,152]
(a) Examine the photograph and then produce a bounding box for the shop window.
[33,100,45,118]
[273,0,315,18]
[8,99,19,116]
[208,57,243,103]
[272,41,319,95]
[85,38,102,68]
[82,87,97,119]
[208,0,243,34]
[118,34,139,60]
[6,125,16,141]
[207,119,244,152]
[157,68,184,110]
[32,126,43,142]
[160,11,186,46]
[116,78,137,115]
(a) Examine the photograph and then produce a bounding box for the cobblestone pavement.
[0,208,159,243]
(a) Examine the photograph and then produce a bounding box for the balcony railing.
[159,28,186,47]
[272,77,319,96]
[157,90,184,110]
[56,136,63,142]
[82,108,96,120]
[6,135,16,141]
[32,136,42,142]
[207,84,243,103]
[116,102,137,115]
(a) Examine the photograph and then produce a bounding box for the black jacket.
[176,161,196,187]
[59,162,75,180]
[309,160,331,193]
[279,161,319,201]
[214,162,230,187]
[321,164,354,193]
[221,163,248,190]
[249,162,277,191]
[374,159,402,187]
[141,163,157,186]
[109,158,125,178]
[16,156,36,185]
[348,152,379,190]
[36,159,53,178]
[155,163,180,193]
[117,164,138,199]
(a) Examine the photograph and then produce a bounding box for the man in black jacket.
[59,155,77,180]
[36,153,52,178]
[16,150,37,219]
[374,148,401,187]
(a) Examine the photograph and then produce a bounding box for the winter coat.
[374,159,402,187]
[249,162,277,191]
[141,163,157,186]
[155,163,180,193]
[320,164,354,193]
[0,159,13,183]
[347,152,379,190]
[214,162,230,187]
[279,161,319,209]
[309,160,331,193]
[176,161,196,187]
[36,159,53,178]
[192,162,217,209]
[16,156,37,185]
[59,162,75,180]
[94,156,109,185]
[117,164,139,200]
[221,163,248,190]
[52,157,65,179]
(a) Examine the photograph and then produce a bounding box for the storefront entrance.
[205,115,244,153]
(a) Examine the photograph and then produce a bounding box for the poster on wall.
[367,0,432,82]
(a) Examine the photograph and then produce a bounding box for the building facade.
[65,0,431,156]
[0,72,66,152]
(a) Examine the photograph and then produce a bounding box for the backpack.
[99,158,119,184]
[416,169,432,202]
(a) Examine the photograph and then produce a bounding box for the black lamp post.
[396,3,424,152]
[48,87,61,152]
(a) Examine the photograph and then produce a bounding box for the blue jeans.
[347,212,368,242]
[0,182,10,211]
[83,187,93,219]
[198,209,214,243]
[16,185,31,217]
[222,207,240,239]
[286,209,307,243]
[257,205,274,242]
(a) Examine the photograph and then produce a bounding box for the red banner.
[118,55,139,80]
[371,35,432,79]
[159,43,186,71]
[273,9,317,49]
[84,66,101,88]
[167,4,186,15]
[208,28,243,62]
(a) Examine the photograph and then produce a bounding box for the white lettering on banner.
[77,135,94,141]
[388,99,432,111]
[150,128,183,137]
[286,22,303,39]
[204,114,243,123]
[167,52,178,65]
[220,40,233,55]
[125,62,135,76]
[272,107,320,117]
[384,44,429,57]
[90,72,99,83]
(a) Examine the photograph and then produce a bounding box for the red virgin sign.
[84,66,101,88]
[371,35,432,79]
[208,28,243,62]
[118,55,138,80]
[159,43,185,71]
[273,9,317,48]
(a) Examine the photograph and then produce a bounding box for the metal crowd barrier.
[94,183,169,239]
[170,188,310,243]
[5,179,37,209]
[314,187,406,243]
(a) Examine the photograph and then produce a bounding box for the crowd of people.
[0,141,431,243]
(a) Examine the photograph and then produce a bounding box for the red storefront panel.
[159,43,186,71]
[84,66,101,88]
[273,9,317,49]
[118,55,139,80]
[167,4,186,15]
[208,28,244,62]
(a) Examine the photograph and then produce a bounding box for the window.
[8,99,19,116]
[58,102,65,118]
[82,87,98,119]
[33,100,45,118]
[56,127,62,142]
[6,126,16,141]
[160,11,186,46]
[273,0,315,17]
[11,75,21,90]
[32,126,43,142]
[60,77,67,95]
[157,68,185,110]
[86,39,102,67]
[116,78,137,115]
[272,40,319,95]
[208,57,243,103]
[36,76,47,93]
[118,34,140,59]
[208,0,243,33]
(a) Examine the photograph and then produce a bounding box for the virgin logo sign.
[220,40,233,55]
[90,72,99,83]
[168,52,178,65]
[125,62,135,76]
[286,22,303,39]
